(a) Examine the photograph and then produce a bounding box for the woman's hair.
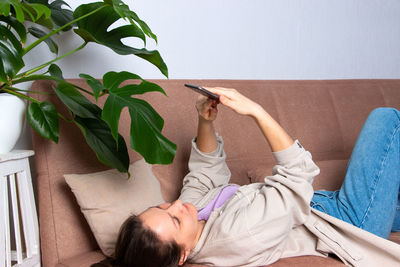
[107,214,183,267]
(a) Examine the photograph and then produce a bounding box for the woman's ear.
[178,249,190,266]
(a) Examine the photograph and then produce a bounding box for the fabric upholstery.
[55,251,104,267]
[30,79,400,267]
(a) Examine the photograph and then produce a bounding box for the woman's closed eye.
[173,216,181,227]
[152,205,181,228]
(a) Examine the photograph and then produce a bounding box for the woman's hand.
[204,87,263,118]
[196,95,219,122]
[204,86,293,152]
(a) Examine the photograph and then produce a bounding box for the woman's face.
[139,200,201,252]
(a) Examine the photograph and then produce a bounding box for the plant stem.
[6,87,53,95]
[13,75,63,84]
[23,5,105,55]
[3,87,72,122]
[57,111,73,122]
[17,42,87,78]
[13,74,94,96]
[2,87,41,104]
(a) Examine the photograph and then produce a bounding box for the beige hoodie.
[179,136,400,266]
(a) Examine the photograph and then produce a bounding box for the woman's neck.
[193,220,206,247]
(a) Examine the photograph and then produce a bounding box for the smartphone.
[184,83,220,102]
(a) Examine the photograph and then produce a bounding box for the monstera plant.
[0,0,176,175]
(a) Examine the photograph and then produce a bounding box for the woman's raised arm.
[195,95,219,153]
[205,87,294,152]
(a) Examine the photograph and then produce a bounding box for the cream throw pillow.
[64,159,165,257]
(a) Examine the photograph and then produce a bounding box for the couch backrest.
[31,79,400,266]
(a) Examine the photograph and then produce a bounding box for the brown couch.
[31,79,400,267]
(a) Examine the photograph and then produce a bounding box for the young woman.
[111,87,400,267]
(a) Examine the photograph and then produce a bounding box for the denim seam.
[359,121,400,229]
[393,108,400,121]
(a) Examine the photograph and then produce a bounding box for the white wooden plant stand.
[0,150,40,267]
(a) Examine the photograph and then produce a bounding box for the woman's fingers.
[204,87,236,106]
[204,87,241,104]
[217,94,232,107]
[203,86,261,117]
[196,95,218,121]
[204,87,237,99]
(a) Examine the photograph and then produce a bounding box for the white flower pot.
[0,94,27,153]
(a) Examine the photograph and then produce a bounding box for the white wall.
[54,0,400,79]
[15,0,400,149]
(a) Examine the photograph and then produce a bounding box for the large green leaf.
[103,71,166,97]
[0,22,25,83]
[73,2,168,77]
[74,116,130,174]
[53,82,101,119]
[79,73,106,102]
[48,0,74,30]
[105,0,158,43]
[28,27,58,54]
[29,12,54,30]
[0,1,51,23]
[26,0,73,30]
[48,63,64,80]
[53,80,130,171]
[0,0,28,22]
[126,9,158,44]
[101,71,166,141]
[27,101,59,143]
[21,2,51,22]
[100,71,176,164]
[104,94,177,165]
[128,99,176,164]
[49,75,130,172]
[0,16,26,43]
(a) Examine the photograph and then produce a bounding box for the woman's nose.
[169,200,183,212]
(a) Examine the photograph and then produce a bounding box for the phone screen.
[184,84,220,102]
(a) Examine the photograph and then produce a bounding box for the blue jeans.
[310,107,400,239]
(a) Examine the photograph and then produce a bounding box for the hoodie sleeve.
[179,135,231,204]
[242,140,320,263]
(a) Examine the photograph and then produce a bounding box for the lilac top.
[197,185,240,221]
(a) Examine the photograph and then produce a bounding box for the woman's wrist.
[197,117,218,153]
[250,104,268,121]
[198,115,211,121]
[251,106,294,152]
[198,115,215,124]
